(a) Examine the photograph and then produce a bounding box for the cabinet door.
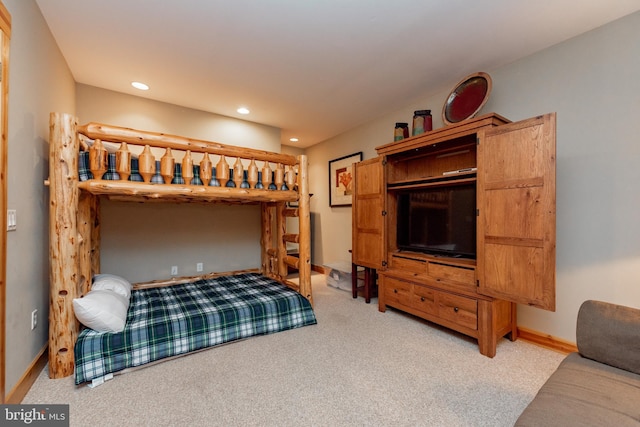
[352,156,386,269]
[477,113,556,311]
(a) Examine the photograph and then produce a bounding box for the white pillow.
[73,290,129,333]
[92,273,132,299]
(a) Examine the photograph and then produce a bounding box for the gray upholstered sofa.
[515,300,640,426]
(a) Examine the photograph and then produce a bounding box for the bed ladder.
[281,206,302,271]
[260,154,312,304]
[261,203,311,300]
[263,203,303,279]
[260,161,312,304]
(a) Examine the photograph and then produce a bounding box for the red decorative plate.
[442,72,492,125]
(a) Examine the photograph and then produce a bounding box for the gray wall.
[489,11,640,339]
[4,0,75,394]
[305,11,640,342]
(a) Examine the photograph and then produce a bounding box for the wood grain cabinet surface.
[352,113,556,357]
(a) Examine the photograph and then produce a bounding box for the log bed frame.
[47,112,312,379]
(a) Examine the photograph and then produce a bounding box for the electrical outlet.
[31,309,38,330]
[171,266,178,276]
[196,262,203,272]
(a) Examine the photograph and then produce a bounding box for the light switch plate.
[7,209,16,231]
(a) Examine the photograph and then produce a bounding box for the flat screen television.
[396,184,476,259]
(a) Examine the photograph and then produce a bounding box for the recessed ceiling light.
[237,107,250,115]
[289,138,299,142]
[131,81,149,91]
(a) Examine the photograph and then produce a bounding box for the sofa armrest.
[576,300,640,375]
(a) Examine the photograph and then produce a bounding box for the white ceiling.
[36,1,640,148]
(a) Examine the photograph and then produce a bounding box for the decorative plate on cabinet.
[442,72,492,125]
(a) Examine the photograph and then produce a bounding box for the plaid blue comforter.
[74,273,316,384]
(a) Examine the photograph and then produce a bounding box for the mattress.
[74,272,316,384]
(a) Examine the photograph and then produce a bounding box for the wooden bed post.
[276,201,288,278]
[90,195,101,278]
[78,192,98,296]
[260,202,274,276]
[297,154,312,304]
[48,112,81,379]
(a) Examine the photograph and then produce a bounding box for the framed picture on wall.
[329,152,362,207]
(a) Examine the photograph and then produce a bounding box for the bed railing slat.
[274,163,285,190]
[200,153,212,186]
[247,159,259,188]
[182,150,194,185]
[116,142,131,181]
[160,148,174,184]
[89,138,108,180]
[216,155,230,188]
[262,161,272,189]
[232,157,244,188]
[138,145,155,183]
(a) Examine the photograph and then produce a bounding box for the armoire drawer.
[437,293,478,330]
[428,262,475,286]
[383,276,413,307]
[411,285,437,316]
[389,255,427,275]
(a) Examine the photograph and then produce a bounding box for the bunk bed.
[47,112,315,383]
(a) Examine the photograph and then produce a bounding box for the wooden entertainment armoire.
[352,113,556,357]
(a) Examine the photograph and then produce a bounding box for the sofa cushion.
[576,300,640,375]
[515,352,640,426]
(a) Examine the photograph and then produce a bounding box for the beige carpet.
[23,273,564,426]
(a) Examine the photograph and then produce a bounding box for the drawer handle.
[394,289,398,293]
[420,297,425,302]
[454,307,459,313]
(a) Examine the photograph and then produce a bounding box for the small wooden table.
[352,264,377,303]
